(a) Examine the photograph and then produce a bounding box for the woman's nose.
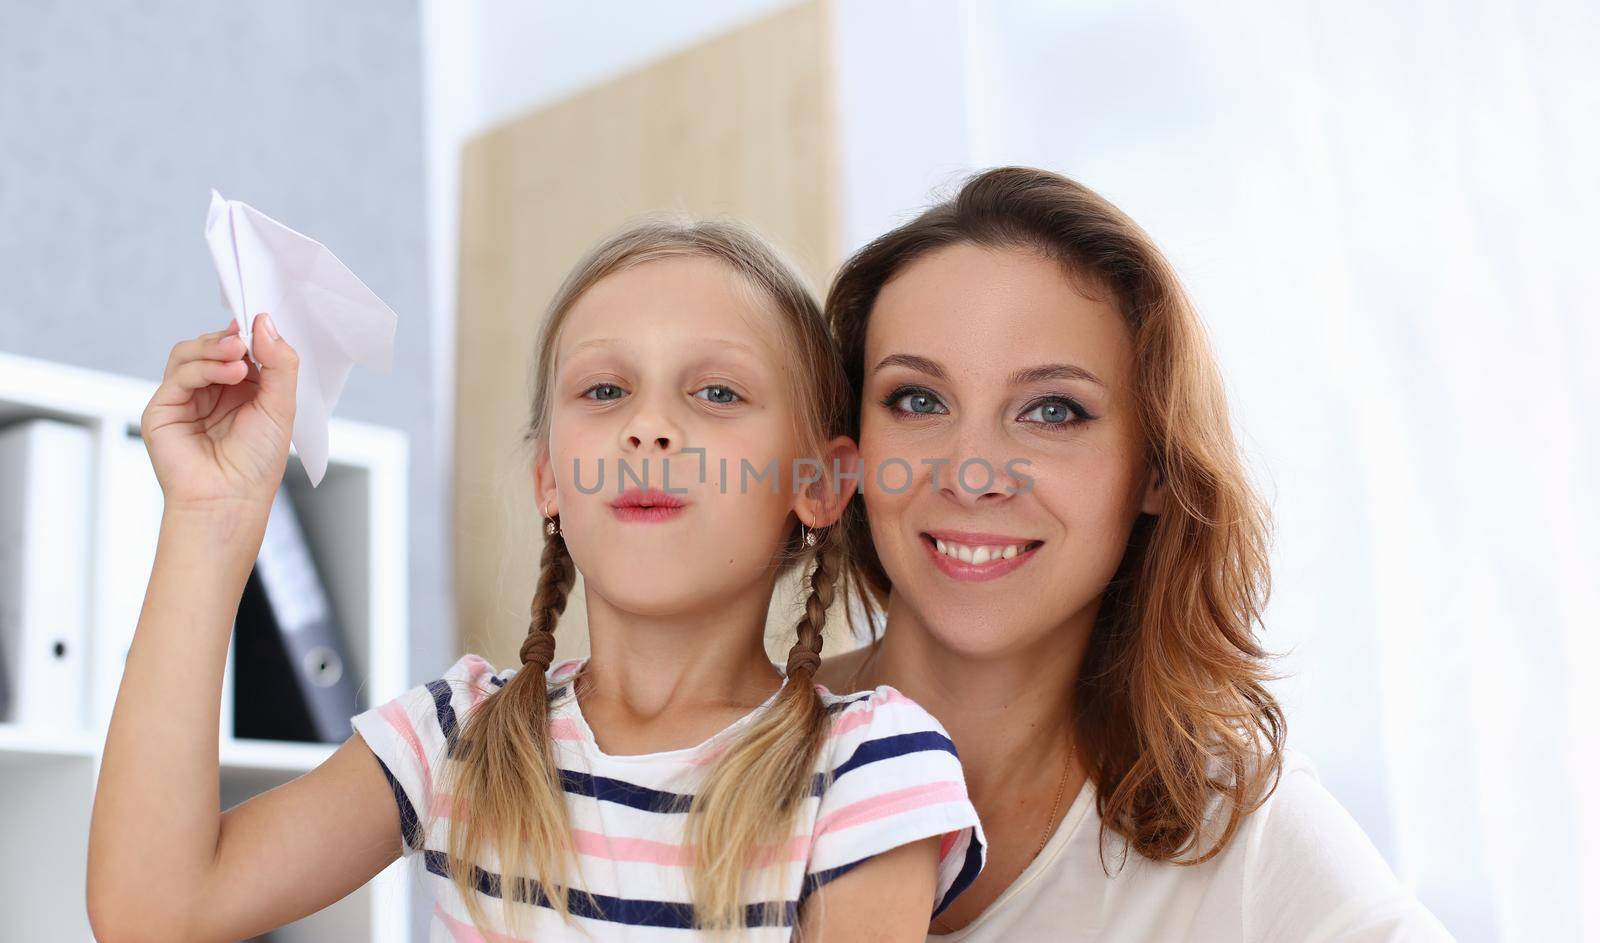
[933,428,1022,505]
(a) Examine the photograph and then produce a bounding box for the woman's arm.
[799,837,940,942]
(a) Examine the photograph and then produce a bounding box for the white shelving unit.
[0,351,412,942]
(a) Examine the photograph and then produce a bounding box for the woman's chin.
[901,587,1085,660]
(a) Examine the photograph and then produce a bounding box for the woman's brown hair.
[828,166,1285,867]
[435,216,854,937]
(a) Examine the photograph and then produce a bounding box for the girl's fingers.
[248,312,298,427]
[153,358,248,406]
[164,327,246,380]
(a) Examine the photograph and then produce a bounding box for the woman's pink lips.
[920,533,1042,582]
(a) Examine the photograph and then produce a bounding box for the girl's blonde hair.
[827,167,1285,868]
[435,217,854,937]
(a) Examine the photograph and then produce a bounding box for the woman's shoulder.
[1169,748,1369,865]
[1208,749,1452,939]
[1236,749,1394,876]
[1243,749,1369,845]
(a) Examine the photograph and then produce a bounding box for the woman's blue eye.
[695,385,741,405]
[584,383,626,401]
[883,386,947,416]
[1020,397,1089,426]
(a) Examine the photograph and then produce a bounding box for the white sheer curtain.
[835,1,1598,939]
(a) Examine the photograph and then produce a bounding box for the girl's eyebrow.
[567,337,627,357]
[567,336,762,357]
[872,352,1104,388]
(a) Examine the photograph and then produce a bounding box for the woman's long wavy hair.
[828,167,1285,867]
[434,217,853,937]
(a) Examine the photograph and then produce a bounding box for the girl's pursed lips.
[609,487,691,509]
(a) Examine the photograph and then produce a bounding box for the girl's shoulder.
[814,681,959,756]
[428,652,583,688]
[805,681,987,915]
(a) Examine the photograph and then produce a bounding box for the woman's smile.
[919,529,1045,582]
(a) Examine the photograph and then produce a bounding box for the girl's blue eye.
[1019,396,1090,426]
[882,386,947,416]
[584,383,627,401]
[695,385,741,405]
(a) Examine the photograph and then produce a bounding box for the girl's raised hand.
[139,312,299,515]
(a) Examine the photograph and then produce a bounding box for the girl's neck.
[861,592,1094,794]
[578,573,784,719]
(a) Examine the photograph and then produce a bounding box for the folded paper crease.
[203,189,397,487]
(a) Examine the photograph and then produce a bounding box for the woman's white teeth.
[931,538,1030,564]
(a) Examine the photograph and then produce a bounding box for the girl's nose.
[624,431,672,451]
[620,409,681,453]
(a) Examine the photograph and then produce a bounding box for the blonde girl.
[88,218,985,943]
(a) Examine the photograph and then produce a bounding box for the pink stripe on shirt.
[378,700,434,803]
[435,900,527,942]
[829,689,919,737]
[813,780,969,841]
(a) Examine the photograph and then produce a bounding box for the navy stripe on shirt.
[369,752,424,852]
[389,676,974,927]
[933,826,985,918]
[428,679,460,758]
[432,681,956,811]
[552,733,955,814]
[424,849,799,929]
[831,730,959,780]
[557,769,695,814]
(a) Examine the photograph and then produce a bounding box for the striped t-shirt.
[350,653,987,941]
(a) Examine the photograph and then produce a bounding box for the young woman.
[88,219,985,942]
[818,167,1454,941]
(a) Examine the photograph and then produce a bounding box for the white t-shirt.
[351,654,987,942]
[928,750,1454,942]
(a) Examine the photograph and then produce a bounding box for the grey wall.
[1,5,450,933]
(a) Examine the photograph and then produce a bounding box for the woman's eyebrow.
[872,353,1104,388]
[1009,363,1105,388]
[872,352,948,379]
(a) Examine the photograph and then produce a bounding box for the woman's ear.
[796,435,862,528]
[1139,461,1165,516]
[532,443,559,518]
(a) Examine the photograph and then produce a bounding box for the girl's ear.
[532,443,559,518]
[796,435,862,528]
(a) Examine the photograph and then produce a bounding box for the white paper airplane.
[203,189,397,487]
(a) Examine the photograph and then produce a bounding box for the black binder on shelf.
[233,488,360,744]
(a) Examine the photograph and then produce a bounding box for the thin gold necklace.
[929,738,1077,935]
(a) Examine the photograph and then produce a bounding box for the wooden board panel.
[454,1,852,670]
